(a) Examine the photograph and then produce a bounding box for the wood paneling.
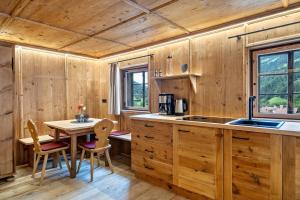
[19,0,142,35]
[190,26,246,118]
[97,13,186,48]
[150,40,190,76]
[0,0,19,14]
[0,45,14,178]
[246,11,300,45]
[65,56,101,119]
[0,18,85,49]
[155,0,282,32]
[14,48,102,165]
[62,38,129,58]
[0,0,299,57]
[19,49,66,137]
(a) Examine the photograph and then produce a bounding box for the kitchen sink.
[228,119,285,129]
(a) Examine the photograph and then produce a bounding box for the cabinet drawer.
[132,154,173,183]
[131,140,173,164]
[132,120,172,145]
[232,130,270,160]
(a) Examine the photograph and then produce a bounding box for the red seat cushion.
[41,141,68,151]
[110,130,130,136]
[81,141,96,149]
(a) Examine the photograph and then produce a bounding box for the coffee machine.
[159,93,175,115]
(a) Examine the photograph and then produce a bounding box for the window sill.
[121,109,150,114]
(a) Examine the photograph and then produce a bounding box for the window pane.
[133,83,144,107]
[145,72,148,83]
[259,94,288,114]
[294,94,300,114]
[144,83,148,107]
[133,72,143,84]
[294,72,300,93]
[259,53,288,74]
[294,51,300,72]
[259,75,288,94]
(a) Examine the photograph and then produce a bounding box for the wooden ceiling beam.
[60,0,180,49]
[282,0,289,7]
[121,0,190,33]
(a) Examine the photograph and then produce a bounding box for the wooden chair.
[77,118,114,182]
[27,119,71,185]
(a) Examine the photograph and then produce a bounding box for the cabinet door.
[282,136,300,200]
[224,130,282,200]
[0,46,14,178]
[173,125,223,200]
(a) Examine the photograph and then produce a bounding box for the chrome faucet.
[248,96,256,121]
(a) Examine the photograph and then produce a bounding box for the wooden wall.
[0,44,14,178]
[100,10,300,121]
[14,47,101,164]
[12,9,300,164]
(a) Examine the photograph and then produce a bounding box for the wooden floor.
[0,159,188,200]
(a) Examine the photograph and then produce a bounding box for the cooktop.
[181,116,235,124]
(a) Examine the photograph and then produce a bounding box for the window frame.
[122,65,149,111]
[251,43,300,119]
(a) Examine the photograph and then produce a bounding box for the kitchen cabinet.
[0,45,14,179]
[281,135,300,200]
[224,130,282,200]
[173,125,223,200]
[131,120,173,183]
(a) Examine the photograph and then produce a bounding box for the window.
[123,66,149,110]
[252,44,300,119]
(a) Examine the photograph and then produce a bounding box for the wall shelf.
[154,73,201,93]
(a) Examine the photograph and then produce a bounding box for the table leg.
[54,128,60,141]
[70,135,77,178]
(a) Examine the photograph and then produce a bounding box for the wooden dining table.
[44,118,118,178]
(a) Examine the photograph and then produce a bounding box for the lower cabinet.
[173,125,223,200]
[281,135,300,200]
[131,120,173,183]
[131,120,300,200]
[224,130,282,200]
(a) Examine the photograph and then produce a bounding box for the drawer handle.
[144,124,154,128]
[145,149,154,153]
[144,135,154,139]
[178,129,190,133]
[144,164,154,170]
[233,136,250,141]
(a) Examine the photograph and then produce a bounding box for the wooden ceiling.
[0,0,299,58]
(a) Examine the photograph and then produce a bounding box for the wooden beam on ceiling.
[121,0,190,34]
[282,0,289,7]
[60,0,180,50]
[0,0,32,31]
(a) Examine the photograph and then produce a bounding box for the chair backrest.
[27,119,42,152]
[94,119,114,149]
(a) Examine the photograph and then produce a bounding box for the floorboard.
[0,159,188,200]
